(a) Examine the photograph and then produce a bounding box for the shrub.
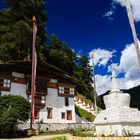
[0,95,31,137]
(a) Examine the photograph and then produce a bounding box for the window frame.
[61,112,66,119]
[47,108,53,119]
[66,110,72,120]
[59,86,64,94]
[0,77,11,91]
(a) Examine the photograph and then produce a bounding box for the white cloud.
[103,10,114,21]
[93,42,140,95]
[113,0,140,22]
[95,74,111,95]
[114,42,140,89]
[89,49,116,67]
[104,11,114,17]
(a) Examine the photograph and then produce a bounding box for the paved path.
[1,135,140,140]
[0,134,68,140]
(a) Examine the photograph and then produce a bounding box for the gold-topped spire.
[32,16,36,22]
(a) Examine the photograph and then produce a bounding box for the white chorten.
[94,70,140,136]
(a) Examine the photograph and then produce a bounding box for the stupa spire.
[111,70,120,93]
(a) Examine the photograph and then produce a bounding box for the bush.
[0,95,31,137]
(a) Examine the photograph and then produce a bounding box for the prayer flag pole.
[31,16,37,129]
[125,0,140,67]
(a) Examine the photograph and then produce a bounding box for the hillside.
[97,85,140,110]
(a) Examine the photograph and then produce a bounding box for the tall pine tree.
[0,0,47,62]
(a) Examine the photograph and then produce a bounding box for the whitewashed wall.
[1,83,27,99]
[1,73,76,123]
[1,72,27,99]
[39,87,76,123]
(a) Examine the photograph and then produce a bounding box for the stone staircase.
[74,97,96,116]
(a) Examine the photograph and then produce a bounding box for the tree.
[0,95,30,135]
[0,0,47,62]
[74,55,94,101]
[46,34,76,75]
[0,0,95,105]
[46,34,95,102]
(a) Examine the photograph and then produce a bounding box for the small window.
[65,97,69,106]
[47,108,53,119]
[59,86,64,94]
[67,110,72,120]
[0,78,11,89]
[61,112,65,119]
[70,88,74,94]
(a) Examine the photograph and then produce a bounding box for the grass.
[48,136,67,140]
[39,129,94,138]
[80,131,94,137]
[39,130,68,136]
[70,130,93,137]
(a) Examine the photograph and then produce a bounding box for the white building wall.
[1,74,76,124]
[1,72,27,99]
[1,83,27,99]
[39,87,76,123]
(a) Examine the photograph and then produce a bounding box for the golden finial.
[32,16,36,22]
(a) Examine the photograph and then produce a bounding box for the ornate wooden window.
[0,78,11,91]
[28,95,46,105]
[27,79,47,94]
[70,88,74,94]
[67,110,72,120]
[35,96,42,105]
[58,85,75,97]
[47,108,53,119]
[59,86,64,94]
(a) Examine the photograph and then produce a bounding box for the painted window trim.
[0,78,11,91]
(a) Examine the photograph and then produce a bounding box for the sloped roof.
[0,60,78,85]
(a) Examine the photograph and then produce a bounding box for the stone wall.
[18,123,95,131]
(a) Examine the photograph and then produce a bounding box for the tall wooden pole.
[91,53,98,114]
[125,0,140,67]
[30,16,37,129]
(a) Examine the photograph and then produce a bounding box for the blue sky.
[46,0,140,94]
[0,0,140,94]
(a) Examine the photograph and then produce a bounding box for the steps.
[74,97,96,116]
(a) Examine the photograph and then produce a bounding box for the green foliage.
[70,127,93,137]
[0,0,96,105]
[75,106,95,122]
[0,95,30,133]
[46,34,76,75]
[49,136,67,140]
[69,126,83,136]
[46,34,95,103]
[39,130,68,136]
[122,129,134,137]
[0,0,47,62]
